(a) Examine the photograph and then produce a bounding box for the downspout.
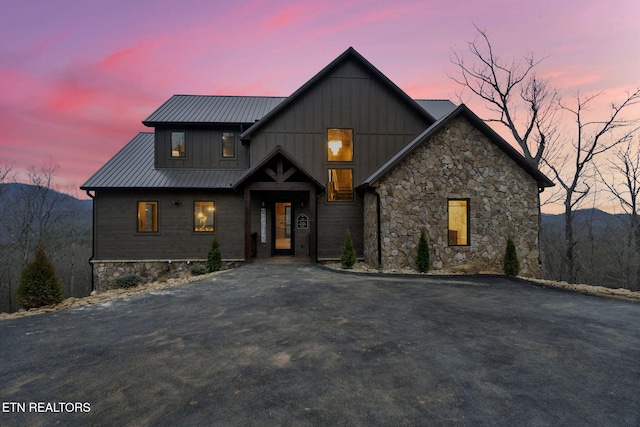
[365,187,382,269]
[86,190,95,292]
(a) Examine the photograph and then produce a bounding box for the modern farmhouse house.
[82,47,553,290]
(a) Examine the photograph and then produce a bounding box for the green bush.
[190,264,208,276]
[503,237,520,276]
[416,229,430,273]
[340,229,356,269]
[16,244,64,309]
[207,234,222,273]
[116,273,141,289]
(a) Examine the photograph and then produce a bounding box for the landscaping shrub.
[190,264,208,276]
[416,229,430,273]
[116,273,141,289]
[16,244,64,309]
[340,229,356,269]
[207,234,222,273]
[503,237,520,276]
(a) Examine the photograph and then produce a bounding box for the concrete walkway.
[1,264,639,426]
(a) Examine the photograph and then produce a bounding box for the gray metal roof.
[143,95,286,125]
[81,133,245,190]
[415,100,457,120]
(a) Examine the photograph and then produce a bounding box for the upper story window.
[137,201,158,232]
[448,199,469,246]
[327,169,353,202]
[171,131,186,158]
[194,201,215,232]
[222,132,235,158]
[327,129,353,162]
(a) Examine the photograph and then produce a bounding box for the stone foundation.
[91,259,242,292]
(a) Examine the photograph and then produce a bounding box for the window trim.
[193,201,216,232]
[447,199,470,246]
[170,131,187,159]
[221,132,236,159]
[327,128,354,162]
[137,201,159,233]
[327,168,354,203]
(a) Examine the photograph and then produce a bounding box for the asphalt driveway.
[1,264,639,426]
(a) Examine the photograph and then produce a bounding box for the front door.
[273,201,294,255]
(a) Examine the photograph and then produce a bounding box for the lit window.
[171,132,186,158]
[194,201,215,232]
[327,169,353,202]
[137,202,158,232]
[327,129,353,161]
[222,132,235,158]
[448,199,469,246]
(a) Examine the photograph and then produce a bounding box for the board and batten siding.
[155,126,248,169]
[93,189,244,261]
[248,57,430,185]
[246,56,430,258]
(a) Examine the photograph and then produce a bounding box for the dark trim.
[221,131,237,159]
[447,198,471,247]
[136,200,159,233]
[193,200,216,233]
[170,130,187,160]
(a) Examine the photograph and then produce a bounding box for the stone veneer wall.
[364,115,542,277]
[91,260,241,292]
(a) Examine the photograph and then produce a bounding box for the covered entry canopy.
[233,146,325,262]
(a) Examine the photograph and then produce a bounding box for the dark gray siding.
[248,57,431,185]
[155,127,248,169]
[317,192,364,259]
[247,56,430,257]
[94,189,244,260]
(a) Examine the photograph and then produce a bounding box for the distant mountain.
[0,183,92,242]
[542,208,628,234]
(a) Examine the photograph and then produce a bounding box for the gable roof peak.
[241,47,435,139]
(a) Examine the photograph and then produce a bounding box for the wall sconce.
[300,201,304,208]
[173,200,181,207]
[261,201,266,208]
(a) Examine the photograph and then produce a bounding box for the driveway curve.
[1,264,639,426]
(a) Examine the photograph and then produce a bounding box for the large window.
[448,199,469,246]
[171,131,186,158]
[194,201,215,232]
[327,169,353,202]
[222,132,235,158]
[327,129,353,161]
[137,201,158,232]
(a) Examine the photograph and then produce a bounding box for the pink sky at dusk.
[1,0,639,212]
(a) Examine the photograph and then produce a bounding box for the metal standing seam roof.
[414,100,457,120]
[142,95,286,125]
[81,133,245,190]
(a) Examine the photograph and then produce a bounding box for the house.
[81,47,553,291]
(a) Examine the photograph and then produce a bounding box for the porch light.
[328,140,342,156]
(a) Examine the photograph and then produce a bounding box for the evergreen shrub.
[340,229,356,269]
[416,229,430,273]
[116,273,141,289]
[16,244,64,309]
[503,237,520,276]
[207,234,222,273]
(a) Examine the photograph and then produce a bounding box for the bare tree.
[450,25,558,167]
[544,90,640,283]
[597,138,640,289]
